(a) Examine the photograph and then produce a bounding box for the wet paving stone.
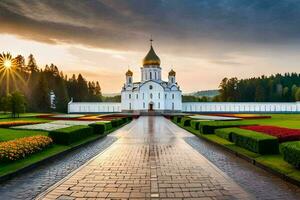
[184,134,300,200]
[37,117,251,200]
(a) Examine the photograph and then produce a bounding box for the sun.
[0,52,16,70]
[3,59,12,68]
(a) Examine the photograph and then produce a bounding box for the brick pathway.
[37,116,251,199]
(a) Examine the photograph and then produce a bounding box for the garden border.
[0,120,132,183]
[172,120,300,187]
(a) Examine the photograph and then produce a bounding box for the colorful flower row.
[0,135,53,162]
[210,114,271,119]
[241,125,300,142]
[0,121,41,128]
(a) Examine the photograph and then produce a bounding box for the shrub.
[215,128,239,141]
[281,141,300,168]
[89,121,112,134]
[241,125,300,142]
[111,118,123,127]
[0,121,41,128]
[181,117,192,127]
[231,129,279,154]
[49,125,93,145]
[0,135,52,162]
[199,121,256,134]
[191,120,201,130]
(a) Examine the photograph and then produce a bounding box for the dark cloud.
[0,0,300,51]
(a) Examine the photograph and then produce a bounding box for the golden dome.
[126,69,133,76]
[143,45,160,67]
[169,69,176,76]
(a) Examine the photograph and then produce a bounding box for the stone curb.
[0,121,131,183]
[174,121,300,187]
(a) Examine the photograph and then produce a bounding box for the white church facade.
[67,42,300,114]
[121,44,182,113]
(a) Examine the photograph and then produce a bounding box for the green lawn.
[0,113,49,119]
[241,114,300,129]
[0,128,48,142]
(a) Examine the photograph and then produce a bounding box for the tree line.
[0,53,102,113]
[215,73,300,102]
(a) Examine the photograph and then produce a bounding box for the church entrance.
[148,102,154,111]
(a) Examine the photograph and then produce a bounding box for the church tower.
[141,39,162,82]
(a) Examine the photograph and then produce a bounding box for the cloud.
[0,0,300,53]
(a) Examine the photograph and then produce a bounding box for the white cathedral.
[67,42,300,114]
[121,43,182,113]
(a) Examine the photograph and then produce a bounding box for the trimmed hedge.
[191,120,202,130]
[89,121,112,134]
[281,141,300,168]
[215,128,239,142]
[49,125,93,145]
[181,117,192,127]
[111,118,123,127]
[199,121,256,134]
[231,129,279,154]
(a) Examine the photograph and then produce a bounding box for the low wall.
[182,102,300,113]
[68,102,121,113]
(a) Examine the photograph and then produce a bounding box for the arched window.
[172,94,174,99]
[165,94,167,99]
[143,93,144,99]
[149,85,153,90]
[172,103,174,110]
[143,102,145,108]
[136,94,138,99]
[150,72,152,79]
[171,77,174,83]
[158,93,160,99]
[129,94,131,99]
[158,102,160,109]
[155,72,157,80]
[150,93,153,99]
[129,103,132,110]
[129,77,132,84]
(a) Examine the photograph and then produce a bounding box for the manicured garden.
[0,114,133,179]
[170,114,300,185]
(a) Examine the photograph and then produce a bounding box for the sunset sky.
[0,0,300,93]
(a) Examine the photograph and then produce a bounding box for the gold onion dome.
[169,69,176,76]
[126,69,133,76]
[143,45,160,67]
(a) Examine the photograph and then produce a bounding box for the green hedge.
[199,121,255,134]
[89,121,112,134]
[181,118,192,127]
[215,128,239,141]
[49,125,93,145]
[231,129,279,154]
[281,141,300,168]
[111,118,123,127]
[191,120,202,130]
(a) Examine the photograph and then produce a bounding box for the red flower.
[241,125,300,142]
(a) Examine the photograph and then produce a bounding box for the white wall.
[68,102,121,113]
[182,102,300,113]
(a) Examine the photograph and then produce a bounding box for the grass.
[0,128,48,142]
[0,113,49,119]
[172,114,300,184]
[0,121,130,178]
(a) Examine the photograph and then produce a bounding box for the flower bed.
[0,121,41,128]
[199,121,256,134]
[0,136,53,162]
[210,114,271,119]
[241,125,300,142]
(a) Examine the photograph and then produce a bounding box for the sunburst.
[0,52,20,95]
